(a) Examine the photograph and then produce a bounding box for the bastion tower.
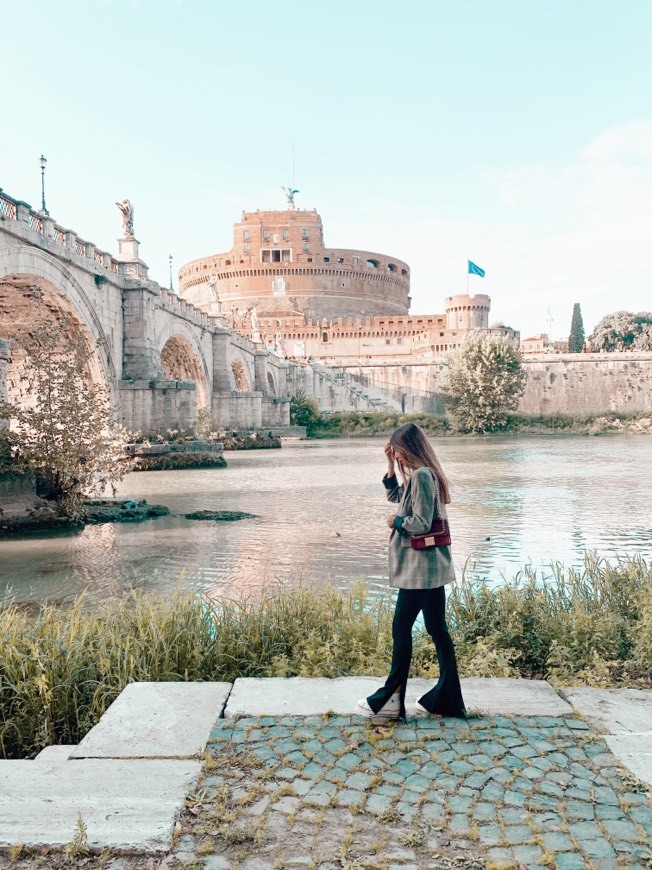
[178,207,410,320]
[445,294,491,330]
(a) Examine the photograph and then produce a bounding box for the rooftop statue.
[281,186,300,209]
[115,199,134,238]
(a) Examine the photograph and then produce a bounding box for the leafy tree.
[568,303,585,353]
[441,332,527,433]
[587,311,652,352]
[0,326,129,515]
[289,389,322,435]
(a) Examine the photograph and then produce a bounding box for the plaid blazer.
[383,467,456,590]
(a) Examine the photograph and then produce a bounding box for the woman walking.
[357,422,465,722]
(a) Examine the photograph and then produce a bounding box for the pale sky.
[2,0,651,340]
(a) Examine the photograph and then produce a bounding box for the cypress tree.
[569,303,585,353]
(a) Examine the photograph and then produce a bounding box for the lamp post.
[169,254,174,292]
[39,154,49,215]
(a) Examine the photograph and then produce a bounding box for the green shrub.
[289,390,322,435]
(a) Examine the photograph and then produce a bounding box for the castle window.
[243,230,250,241]
[323,256,330,262]
[303,242,309,252]
[366,259,379,268]
[261,248,291,263]
[302,229,309,240]
[322,332,329,343]
[353,256,359,267]
[263,230,269,241]
[385,338,391,345]
[337,257,344,263]
[401,268,408,276]
[388,263,397,272]
[243,244,250,254]
[282,230,289,241]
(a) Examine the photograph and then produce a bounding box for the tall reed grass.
[2,555,651,759]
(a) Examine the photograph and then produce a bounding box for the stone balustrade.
[0,187,120,275]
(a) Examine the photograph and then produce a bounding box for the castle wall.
[329,353,652,417]
[519,353,652,414]
[178,208,410,319]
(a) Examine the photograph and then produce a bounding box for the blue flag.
[468,260,485,277]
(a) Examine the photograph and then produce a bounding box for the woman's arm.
[394,468,435,536]
[383,472,403,503]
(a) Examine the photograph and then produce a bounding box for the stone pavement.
[0,679,651,869]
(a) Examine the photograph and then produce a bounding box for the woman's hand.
[387,513,397,529]
[384,442,395,476]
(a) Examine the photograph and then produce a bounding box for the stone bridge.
[0,188,290,434]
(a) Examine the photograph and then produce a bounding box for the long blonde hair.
[390,422,452,504]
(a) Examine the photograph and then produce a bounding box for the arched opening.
[160,334,208,408]
[366,259,379,269]
[266,371,276,396]
[0,273,108,413]
[231,359,250,391]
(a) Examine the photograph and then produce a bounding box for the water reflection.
[1,435,652,605]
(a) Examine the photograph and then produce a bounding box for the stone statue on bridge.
[115,199,135,238]
[250,306,261,343]
[208,273,222,314]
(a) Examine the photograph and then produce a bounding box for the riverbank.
[305,410,652,439]
[2,554,650,760]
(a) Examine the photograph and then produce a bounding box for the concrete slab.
[34,745,76,762]
[0,760,201,851]
[71,681,231,759]
[413,677,572,717]
[225,677,381,717]
[562,687,652,734]
[224,677,572,717]
[0,758,201,851]
[605,734,652,786]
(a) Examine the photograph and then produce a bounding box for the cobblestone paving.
[162,712,652,869]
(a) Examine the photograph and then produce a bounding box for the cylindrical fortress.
[445,294,491,330]
[178,209,410,320]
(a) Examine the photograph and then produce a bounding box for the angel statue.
[250,306,261,343]
[208,274,222,313]
[115,199,134,238]
[281,186,300,209]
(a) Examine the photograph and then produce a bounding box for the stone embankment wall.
[286,362,402,413]
[518,353,652,414]
[329,352,652,416]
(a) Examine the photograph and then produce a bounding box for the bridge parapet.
[160,288,214,330]
[0,188,122,277]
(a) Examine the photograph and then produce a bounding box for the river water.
[1,435,652,606]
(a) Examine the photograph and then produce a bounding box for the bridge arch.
[160,332,209,409]
[0,245,116,407]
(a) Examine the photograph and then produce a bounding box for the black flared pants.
[366,586,465,718]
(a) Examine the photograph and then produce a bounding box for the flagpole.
[466,260,469,295]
